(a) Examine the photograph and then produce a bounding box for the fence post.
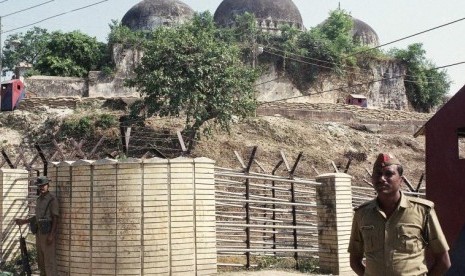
[271,160,283,255]
[315,173,353,275]
[244,147,257,269]
[289,152,302,269]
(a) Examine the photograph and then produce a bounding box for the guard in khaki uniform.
[348,153,451,276]
[16,176,59,276]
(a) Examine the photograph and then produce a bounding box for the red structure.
[414,85,465,275]
[346,94,367,107]
[0,79,25,111]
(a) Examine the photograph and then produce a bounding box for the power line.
[3,0,109,34]
[259,60,465,105]
[264,46,451,85]
[1,0,54,18]
[351,15,465,56]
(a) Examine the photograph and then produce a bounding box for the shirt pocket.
[396,223,424,253]
[360,225,381,252]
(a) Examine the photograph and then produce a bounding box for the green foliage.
[35,31,108,77]
[60,117,93,138]
[264,9,377,89]
[2,27,50,73]
[2,28,109,77]
[389,43,450,112]
[253,256,319,273]
[60,113,118,139]
[95,113,118,129]
[127,12,259,152]
[107,20,149,50]
[0,247,37,276]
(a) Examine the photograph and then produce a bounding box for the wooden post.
[244,146,257,269]
[1,149,14,169]
[34,143,48,175]
[416,173,425,192]
[271,160,283,255]
[289,152,302,269]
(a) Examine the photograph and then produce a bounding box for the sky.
[1,0,465,95]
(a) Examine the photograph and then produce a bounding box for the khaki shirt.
[348,193,449,276]
[35,192,59,221]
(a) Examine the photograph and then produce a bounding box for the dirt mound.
[0,103,427,188]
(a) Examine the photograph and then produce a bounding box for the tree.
[2,27,50,73]
[127,12,259,152]
[390,43,450,112]
[107,20,149,50]
[2,28,108,77]
[35,31,108,77]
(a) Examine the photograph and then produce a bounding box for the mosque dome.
[122,0,194,31]
[213,0,304,32]
[351,17,380,47]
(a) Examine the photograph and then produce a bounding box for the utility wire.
[3,0,109,34]
[351,15,465,56]
[260,60,465,105]
[1,0,54,18]
[264,47,453,86]
[266,13,465,78]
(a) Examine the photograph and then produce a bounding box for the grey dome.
[214,0,304,31]
[351,17,380,47]
[122,0,194,31]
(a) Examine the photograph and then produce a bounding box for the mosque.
[121,0,380,47]
[23,0,408,110]
[115,0,406,109]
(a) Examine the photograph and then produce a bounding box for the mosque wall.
[21,48,408,110]
[256,57,408,110]
[19,0,408,109]
[24,76,88,98]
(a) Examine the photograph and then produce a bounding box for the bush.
[60,117,93,138]
[0,247,37,276]
[95,114,118,129]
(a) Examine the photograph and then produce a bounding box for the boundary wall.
[0,169,29,262]
[47,157,217,276]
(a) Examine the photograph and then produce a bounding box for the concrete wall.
[256,57,408,110]
[48,157,217,276]
[24,76,88,98]
[88,71,139,98]
[20,46,409,111]
[87,44,142,98]
[0,169,29,262]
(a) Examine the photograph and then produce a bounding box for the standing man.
[348,153,451,276]
[16,176,59,276]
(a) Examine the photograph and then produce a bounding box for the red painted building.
[0,79,25,111]
[414,85,465,275]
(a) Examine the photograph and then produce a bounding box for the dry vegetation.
[0,101,427,188]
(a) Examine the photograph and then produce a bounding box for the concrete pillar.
[316,173,353,275]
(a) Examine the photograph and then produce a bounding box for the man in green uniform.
[348,153,451,276]
[16,176,59,276]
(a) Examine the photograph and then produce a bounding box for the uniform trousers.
[36,233,58,276]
